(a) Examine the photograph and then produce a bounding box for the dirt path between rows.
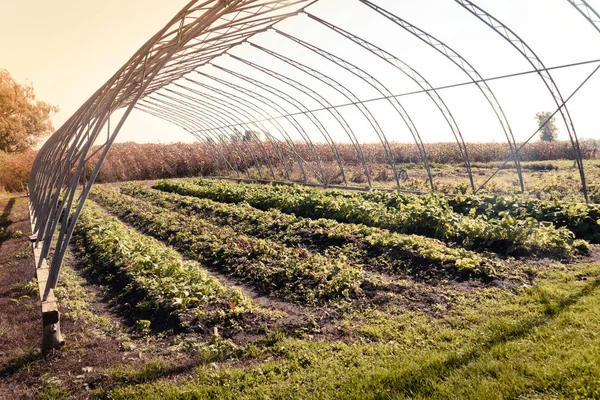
[0,194,198,399]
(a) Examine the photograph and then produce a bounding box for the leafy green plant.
[448,194,600,243]
[90,187,363,304]
[73,202,254,331]
[154,179,577,257]
[122,183,497,279]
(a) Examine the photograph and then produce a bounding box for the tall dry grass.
[94,140,599,175]
[94,142,219,182]
[1,141,597,192]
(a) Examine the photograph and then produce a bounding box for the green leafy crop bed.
[155,179,580,257]
[121,183,494,279]
[73,202,255,334]
[90,186,363,305]
[348,189,600,243]
[57,179,600,399]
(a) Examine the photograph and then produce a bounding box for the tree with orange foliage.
[0,69,58,153]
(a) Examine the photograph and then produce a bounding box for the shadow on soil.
[0,198,17,250]
[0,198,15,226]
[0,350,42,379]
[89,360,201,395]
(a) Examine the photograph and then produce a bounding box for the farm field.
[1,175,600,399]
[5,0,600,397]
[2,142,600,202]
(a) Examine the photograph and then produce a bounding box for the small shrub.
[0,150,35,192]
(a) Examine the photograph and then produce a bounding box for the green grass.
[99,261,600,399]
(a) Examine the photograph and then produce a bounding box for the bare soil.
[0,195,198,399]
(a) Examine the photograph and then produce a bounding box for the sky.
[2,0,600,147]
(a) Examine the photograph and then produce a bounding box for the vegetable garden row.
[66,178,596,339]
[155,179,590,256]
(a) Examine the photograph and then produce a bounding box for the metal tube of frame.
[359,0,525,194]
[190,72,325,182]
[146,94,256,178]
[151,91,263,178]
[304,12,475,192]
[227,51,371,187]
[273,27,434,191]
[198,67,328,184]
[246,39,402,188]
[169,86,281,180]
[136,103,235,175]
[454,0,588,202]
[172,81,293,180]
[43,0,270,299]
[477,61,600,192]
[138,99,243,177]
[209,60,347,185]
[163,86,278,180]
[182,75,312,182]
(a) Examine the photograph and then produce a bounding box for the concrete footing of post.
[29,209,65,353]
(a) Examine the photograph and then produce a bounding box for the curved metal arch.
[209,60,347,185]
[192,70,327,183]
[246,38,404,187]
[148,95,256,178]
[181,75,312,182]
[568,0,600,34]
[202,65,328,184]
[359,0,525,193]
[31,120,89,237]
[182,75,313,182]
[454,0,589,202]
[304,11,475,192]
[35,112,114,272]
[169,82,290,180]
[273,27,434,190]
[245,41,374,187]
[32,113,104,236]
[44,0,299,290]
[151,90,268,179]
[227,52,371,187]
[120,0,320,105]
[26,0,600,350]
[31,0,318,304]
[136,105,229,175]
[136,102,241,176]
[139,97,246,177]
[33,2,208,288]
[143,93,257,178]
[162,87,278,180]
[138,98,246,177]
[139,0,320,95]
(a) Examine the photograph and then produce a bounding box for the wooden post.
[29,203,64,353]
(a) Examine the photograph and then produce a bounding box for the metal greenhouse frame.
[28,0,600,350]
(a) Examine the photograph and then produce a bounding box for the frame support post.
[29,200,64,353]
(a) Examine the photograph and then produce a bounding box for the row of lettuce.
[154,179,588,257]
[72,182,509,329]
[351,190,600,243]
[89,187,363,305]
